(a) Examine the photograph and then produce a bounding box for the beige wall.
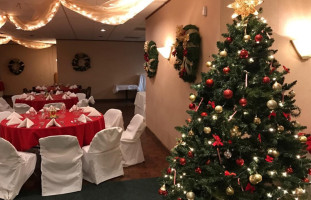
[146,0,311,150]
[57,40,145,99]
[0,44,57,95]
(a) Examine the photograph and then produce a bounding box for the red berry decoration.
[179,158,186,165]
[262,76,270,84]
[223,89,233,99]
[236,158,245,166]
[226,37,233,43]
[239,98,247,107]
[167,168,172,174]
[195,167,202,174]
[223,66,230,74]
[188,151,194,158]
[240,49,249,59]
[304,178,310,183]
[189,103,196,110]
[206,79,214,87]
[286,167,293,174]
[201,112,208,117]
[255,34,263,42]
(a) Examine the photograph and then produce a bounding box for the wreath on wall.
[8,59,24,75]
[172,24,201,82]
[144,40,159,78]
[72,53,91,71]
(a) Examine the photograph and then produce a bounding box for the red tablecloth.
[35,86,80,93]
[0,110,105,151]
[15,94,78,111]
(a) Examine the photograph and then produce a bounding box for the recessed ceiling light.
[100,28,106,32]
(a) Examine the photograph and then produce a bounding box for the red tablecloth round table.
[0,110,105,151]
[15,94,79,111]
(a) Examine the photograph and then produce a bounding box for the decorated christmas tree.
[159,1,311,199]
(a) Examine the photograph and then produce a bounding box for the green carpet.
[15,178,161,200]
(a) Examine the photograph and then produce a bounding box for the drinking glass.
[39,113,45,128]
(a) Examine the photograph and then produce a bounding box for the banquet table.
[0,110,105,151]
[15,94,79,111]
[35,86,80,93]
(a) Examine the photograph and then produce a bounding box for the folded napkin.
[6,116,22,126]
[41,86,47,90]
[36,86,42,90]
[17,118,34,128]
[69,85,77,89]
[46,94,53,100]
[66,91,71,95]
[19,93,28,99]
[69,105,78,112]
[45,119,61,128]
[62,94,70,99]
[7,112,23,120]
[87,109,101,117]
[26,107,37,115]
[77,114,92,123]
[55,90,63,95]
[69,93,77,98]
[25,95,35,101]
[55,86,60,90]
[81,106,94,113]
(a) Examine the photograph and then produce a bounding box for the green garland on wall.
[144,40,159,78]
[72,53,91,71]
[172,24,201,82]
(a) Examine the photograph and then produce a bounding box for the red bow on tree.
[283,65,290,73]
[268,111,276,119]
[269,67,276,74]
[225,170,236,176]
[245,183,256,193]
[265,155,274,163]
[208,101,215,109]
[283,112,291,121]
[258,134,262,143]
[212,134,223,146]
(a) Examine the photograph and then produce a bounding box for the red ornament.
[177,198,182,200]
[262,76,270,84]
[179,158,186,165]
[223,66,230,74]
[188,151,194,158]
[205,79,214,87]
[195,167,202,174]
[308,169,311,175]
[303,178,309,183]
[239,98,247,107]
[255,34,263,42]
[201,112,208,117]
[172,50,176,57]
[240,49,249,59]
[187,118,191,123]
[189,103,196,110]
[226,37,233,43]
[286,167,293,174]
[167,168,172,174]
[158,188,168,196]
[223,89,233,99]
[236,158,245,166]
[206,160,211,165]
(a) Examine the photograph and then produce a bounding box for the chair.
[120,114,146,167]
[82,127,124,184]
[0,97,13,112]
[0,111,12,122]
[103,109,124,130]
[85,87,91,99]
[39,135,83,196]
[0,138,36,200]
[43,102,65,109]
[11,95,21,107]
[76,93,86,101]
[13,103,31,114]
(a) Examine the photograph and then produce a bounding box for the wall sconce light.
[157,46,173,60]
[291,39,311,60]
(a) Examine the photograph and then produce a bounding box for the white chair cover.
[82,127,124,185]
[43,102,65,109]
[0,111,12,122]
[137,74,146,92]
[0,138,36,200]
[39,135,83,196]
[76,96,95,107]
[103,109,124,130]
[11,95,21,107]
[0,98,13,112]
[120,114,146,167]
[13,103,31,114]
[76,93,86,101]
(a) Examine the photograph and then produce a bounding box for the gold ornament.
[226,186,234,195]
[244,35,251,41]
[289,90,296,98]
[203,127,211,134]
[188,130,194,136]
[267,148,274,155]
[277,125,284,132]
[186,191,195,200]
[295,187,304,196]
[254,173,262,183]
[271,149,280,157]
[249,174,262,185]
[215,105,223,113]
[230,126,241,137]
[299,136,307,143]
[254,117,261,125]
[267,100,278,110]
[227,0,263,18]
[272,82,282,91]
[206,61,212,67]
[189,94,196,102]
[220,50,228,57]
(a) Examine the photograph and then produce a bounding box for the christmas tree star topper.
[227,0,263,18]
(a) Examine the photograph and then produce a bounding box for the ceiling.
[0,0,168,43]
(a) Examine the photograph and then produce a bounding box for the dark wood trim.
[146,0,171,20]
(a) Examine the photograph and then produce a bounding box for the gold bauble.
[186,191,195,200]
[188,130,194,136]
[226,186,234,195]
[249,174,262,184]
[295,187,304,196]
[271,150,280,157]
[267,148,274,155]
[230,126,241,137]
[220,50,228,57]
[215,105,223,113]
[203,127,211,134]
[254,117,261,125]
[206,61,212,67]
[244,35,251,41]
[272,82,282,91]
[289,90,296,98]
[189,94,196,102]
[254,174,262,183]
[267,100,278,110]
[299,135,307,143]
[277,125,284,132]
